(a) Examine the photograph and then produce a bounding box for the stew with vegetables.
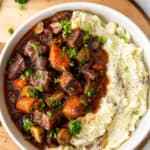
[4,10,109,149]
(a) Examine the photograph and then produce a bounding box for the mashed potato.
[47,11,149,150]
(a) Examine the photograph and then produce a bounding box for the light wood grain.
[0,0,149,150]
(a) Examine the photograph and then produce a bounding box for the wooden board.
[0,0,149,150]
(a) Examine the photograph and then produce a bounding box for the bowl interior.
[0,2,150,150]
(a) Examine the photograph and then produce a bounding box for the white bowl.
[0,2,150,150]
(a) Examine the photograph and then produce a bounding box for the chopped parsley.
[25,69,33,77]
[39,99,46,110]
[8,83,13,90]
[8,59,13,66]
[15,0,28,4]
[49,128,60,139]
[98,35,107,44]
[8,28,14,35]
[87,88,94,98]
[35,85,43,92]
[28,89,37,98]
[37,70,45,79]
[48,34,53,39]
[20,74,25,80]
[23,118,37,132]
[19,4,25,10]
[60,20,72,35]
[133,110,139,115]
[120,34,128,42]
[50,98,63,109]
[31,43,39,51]
[70,61,75,67]
[9,98,16,104]
[35,53,41,59]
[54,77,59,84]
[124,66,129,72]
[81,99,88,108]
[47,111,52,117]
[69,120,81,135]
[67,48,76,59]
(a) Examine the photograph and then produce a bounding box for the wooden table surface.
[0,0,149,149]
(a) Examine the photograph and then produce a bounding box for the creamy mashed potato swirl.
[47,11,149,150]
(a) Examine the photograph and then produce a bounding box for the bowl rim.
[0,2,150,150]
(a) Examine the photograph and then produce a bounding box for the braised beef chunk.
[30,70,51,91]
[33,110,63,130]
[59,71,81,96]
[8,53,26,80]
[24,39,48,58]
[5,11,109,149]
[35,56,48,70]
[81,63,97,80]
[88,37,100,51]
[50,11,72,22]
[49,22,62,34]
[67,29,84,50]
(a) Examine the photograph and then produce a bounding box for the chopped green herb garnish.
[60,20,72,35]
[20,74,25,80]
[8,28,14,35]
[48,34,53,39]
[19,4,25,10]
[31,43,39,51]
[23,119,37,132]
[61,51,65,58]
[83,33,90,43]
[120,34,128,42]
[50,98,63,109]
[69,120,81,135]
[35,53,41,59]
[124,66,128,72]
[15,0,28,4]
[35,85,43,92]
[24,135,32,140]
[0,121,2,127]
[25,69,33,77]
[68,48,76,59]
[98,35,107,44]
[39,98,46,110]
[8,59,13,66]
[84,43,88,48]
[9,98,16,104]
[28,89,37,98]
[30,105,37,112]
[87,88,94,98]
[70,61,75,67]
[49,128,60,139]
[37,70,45,79]
[81,99,88,108]
[8,83,13,90]
[133,110,139,115]
[54,77,59,84]
[47,111,52,117]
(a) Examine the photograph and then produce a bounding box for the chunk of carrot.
[13,78,27,89]
[49,45,70,71]
[16,97,36,113]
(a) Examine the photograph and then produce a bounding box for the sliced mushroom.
[46,90,64,108]
[30,126,44,143]
[57,128,71,145]
[76,48,90,63]
[33,21,44,34]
